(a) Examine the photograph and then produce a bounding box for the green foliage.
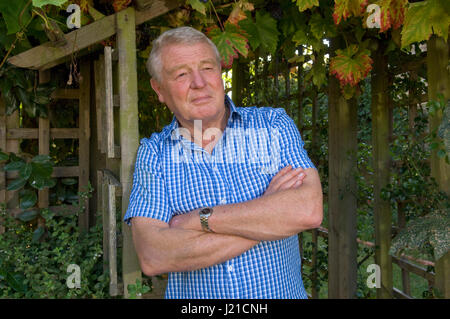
[0,65,56,118]
[238,10,279,55]
[127,278,151,299]
[401,0,450,48]
[0,190,109,298]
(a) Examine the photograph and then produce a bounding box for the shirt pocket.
[165,163,218,214]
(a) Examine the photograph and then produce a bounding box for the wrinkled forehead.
[159,41,221,71]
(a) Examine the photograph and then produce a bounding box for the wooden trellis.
[0,62,91,229]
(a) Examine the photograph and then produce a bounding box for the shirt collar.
[162,95,241,141]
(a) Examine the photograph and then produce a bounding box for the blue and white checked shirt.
[124,96,316,299]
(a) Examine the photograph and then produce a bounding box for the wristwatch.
[199,207,214,232]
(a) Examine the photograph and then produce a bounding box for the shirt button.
[220,198,226,204]
[228,265,233,272]
[213,166,219,172]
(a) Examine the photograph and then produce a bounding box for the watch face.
[200,207,212,216]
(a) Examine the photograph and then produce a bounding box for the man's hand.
[263,165,306,196]
[169,165,307,231]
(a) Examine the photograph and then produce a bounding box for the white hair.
[146,26,221,82]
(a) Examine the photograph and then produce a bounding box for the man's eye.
[177,73,186,78]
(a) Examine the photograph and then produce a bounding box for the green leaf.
[208,23,249,69]
[19,189,37,210]
[31,161,53,178]
[32,0,68,8]
[61,178,77,186]
[19,162,32,180]
[293,0,319,12]
[238,11,279,55]
[29,175,56,190]
[3,160,25,172]
[187,0,206,15]
[17,209,39,222]
[5,273,26,293]
[401,0,450,48]
[32,226,45,243]
[31,154,52,164]
[0,0,32,34]
[309,12,337,40]
[0,151,9,162]
[7,177,27,191]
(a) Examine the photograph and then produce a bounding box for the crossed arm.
[131,166,323,277]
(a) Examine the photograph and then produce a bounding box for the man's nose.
[190,70,206,89]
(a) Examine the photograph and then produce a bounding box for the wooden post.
[0,95,6,234]
[427,35,450,298]
[116,7,142,298]
[372,40,393,298]
[232,59,244,106]
[78,60,91,231]
[38,70,51,230]
[327,37,358,299]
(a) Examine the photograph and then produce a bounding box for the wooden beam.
[7,128,79,139]
[8,0,179,70]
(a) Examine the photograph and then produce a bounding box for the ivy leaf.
[330,44,373,87]
[207,23,249,69]
[333,0,368,25]
[32,0,67,7]
[19,189,37,210]
[3,160,25,172]
[32,226,45,243]
[187,0,206,15]
[17,209,38,222]
[238,11,279,55]
[378,0,408,33]
[7,177,27,191]
[401,0,450,48]
[292,0,319,12]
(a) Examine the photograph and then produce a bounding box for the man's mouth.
[191,95,212,104]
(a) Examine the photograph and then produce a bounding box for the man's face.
[150,41,225,126]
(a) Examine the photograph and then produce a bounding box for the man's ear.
[150,78,165,103]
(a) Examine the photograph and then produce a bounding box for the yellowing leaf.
[333,0,368,25]
[377,0,408,33]
[401,0,450,48]
[293,0,319,12]
[207,23,249,69]
[329,44,373,87]
[227,1,254,25]
[112,0,131,12]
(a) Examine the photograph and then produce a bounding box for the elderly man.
[124,26,323,299]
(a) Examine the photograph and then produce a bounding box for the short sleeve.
[272,108,316,170]
[123,140,171,226]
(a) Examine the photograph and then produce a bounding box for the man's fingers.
[270,166,305,189]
